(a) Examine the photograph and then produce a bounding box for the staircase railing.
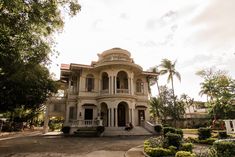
[144,121,156,134]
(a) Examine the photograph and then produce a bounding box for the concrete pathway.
[125,145,145,157]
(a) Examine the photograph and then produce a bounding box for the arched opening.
[100,102,108,127]
[102,72,109,90]
[117,102,129,127]
[86,74,94,92]
[116,71,128,93]
[136,79,144,93]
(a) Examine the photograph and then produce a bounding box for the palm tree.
[149,66,161,99]
[159,59,181,103]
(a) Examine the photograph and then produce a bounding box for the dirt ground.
[0,135,149,157]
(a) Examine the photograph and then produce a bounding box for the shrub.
[175,151,196,157]
[175,129,183,138]
[213,141,235,157]
[168,145,177,155]
[163,127,176,136]
[145,147,173,157]
[198,127,211,140]
[61,126,70,134]
[218,131,227,139]
[164,132,182,149]
[198,138,216,145]
[181,143,193,152]
[154,124,163,133]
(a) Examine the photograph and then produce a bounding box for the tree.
[148,66,161,98]
[159,59,181,105]
[149,85,185,125]
[180,93,194,114]
[196,68,235,120]
[0,0,81,112]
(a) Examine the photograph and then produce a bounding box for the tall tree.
[159,59,181,104]
[148,66,161,98]
[196,68,235,120]
[0,0,81,112]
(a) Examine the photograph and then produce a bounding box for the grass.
[182,129,198,135]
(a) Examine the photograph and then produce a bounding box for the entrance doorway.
[118,102,128,127]
[138,110,145,126]
[85,109,93,120]
[100,103,108,126]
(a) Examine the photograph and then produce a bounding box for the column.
[232,120,235,133]
[111,75,113,94]
[131,108,135,126]
[43,103,49,134]
[129,109,131,123]
[131,77,134,95]
[111,108,114,127]
[224,120,232,134]
[128,78,131,94]
[109,108,112,127]
[114,76,116,94]
[115,107,118,127]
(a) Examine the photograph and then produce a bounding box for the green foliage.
[164,132,182,149]
[163,127,183,137]
[144,137,164,149]
[213,141,235,157]
[163,127,176,136]
[180,143,193,152]
[61,126,70,134]
[0,0,80,112]
[186,137,216,145]
[198,127,211,140]
[197,68,235,120]
[145,147,173,157]
[154,124,163,133]
[218,131,227,139]
[175,151,196,157]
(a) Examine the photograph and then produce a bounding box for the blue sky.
[50,0,235,100]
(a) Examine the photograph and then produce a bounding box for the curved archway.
[116,71,128,93]
[117,102,129,126]
[101,72,109,90]
[100,102,108,126]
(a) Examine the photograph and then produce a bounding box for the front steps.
[103,126,152,136]
[74,127,102,137]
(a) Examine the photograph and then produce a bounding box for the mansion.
[44,48,157,134]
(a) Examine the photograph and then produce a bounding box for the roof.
[61,64,70,70]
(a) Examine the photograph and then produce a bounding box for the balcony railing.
[116,89,129,94]
[70,120,103,127]
[100,89,109,94]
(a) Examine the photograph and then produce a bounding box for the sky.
[51,0,235,101]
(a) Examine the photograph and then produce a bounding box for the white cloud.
[51,0,235,101]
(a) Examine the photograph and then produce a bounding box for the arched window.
[136,79,144,93]
[86,74,94,92]
[102,72,109,90]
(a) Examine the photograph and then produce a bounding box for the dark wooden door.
[118,104,126,126]
[85,109,93,120]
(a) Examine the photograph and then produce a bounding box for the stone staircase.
[103,126,153,136]
[74,127,99,137]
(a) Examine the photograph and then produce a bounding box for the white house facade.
[44,48,157,134]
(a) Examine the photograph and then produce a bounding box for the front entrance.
[118,104,126,126]
[138,110,145,126]
[85,109,93,120]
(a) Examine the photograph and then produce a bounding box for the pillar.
[131,108,135,126]
[115,107,118,127]
[111,75,113,94]
[129,109,131,123]
[128,78,130,94]
[111,108,114,127]
[108,108,112,127]
[224,120,232,134]
[114,76,116,94]
[232,120,235,133]
[43,102,49,134]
